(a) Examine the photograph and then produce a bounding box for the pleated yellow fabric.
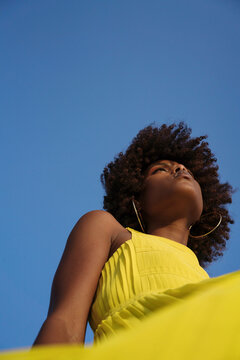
[89,227,209,343]
[1,227,240,359]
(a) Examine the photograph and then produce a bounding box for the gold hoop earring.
[132,199,146,233]
[188,212,222,238]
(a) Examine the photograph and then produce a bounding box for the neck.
[146,218,190,246]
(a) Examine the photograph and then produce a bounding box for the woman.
[2,122,239,359]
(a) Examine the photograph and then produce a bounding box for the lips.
[174,171,192,180]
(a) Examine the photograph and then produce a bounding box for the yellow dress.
[1,227,240,359]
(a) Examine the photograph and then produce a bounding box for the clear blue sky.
[1,0,240,352]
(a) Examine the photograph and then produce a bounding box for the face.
[139,160,203,226]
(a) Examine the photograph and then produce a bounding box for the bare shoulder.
[78,209,129,240]
[77,209,122,238]
[78,210,132,258]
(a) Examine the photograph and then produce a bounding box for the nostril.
[173,167,181,177]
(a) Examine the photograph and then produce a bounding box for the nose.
[173,164,187,175]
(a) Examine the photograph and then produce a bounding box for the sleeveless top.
[88,227,209,344]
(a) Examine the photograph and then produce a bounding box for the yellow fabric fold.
[2,227,240,359]
[89,227,209,343]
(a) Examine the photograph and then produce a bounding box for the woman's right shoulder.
[75,209,125,243]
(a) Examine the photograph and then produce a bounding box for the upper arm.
[47,210,117,342]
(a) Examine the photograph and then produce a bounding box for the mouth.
[174,172,192,180]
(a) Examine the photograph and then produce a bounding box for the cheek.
[196,184,203,209]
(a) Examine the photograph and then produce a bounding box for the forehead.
[150,160,180,167]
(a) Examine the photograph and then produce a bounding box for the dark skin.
[32,160,204,346]
[138,160,203,246]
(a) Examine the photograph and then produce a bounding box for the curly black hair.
[100,122,235,269]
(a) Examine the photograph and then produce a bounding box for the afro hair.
[100,122,235,269]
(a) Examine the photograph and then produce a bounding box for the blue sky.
[1,0,240,352]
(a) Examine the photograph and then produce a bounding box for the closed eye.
[152,167,194,178]
[152,167,168,174]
